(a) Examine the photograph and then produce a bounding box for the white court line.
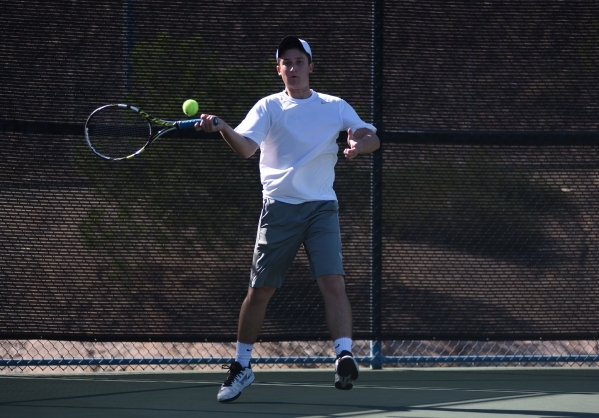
[300,410,387,418]
[413,392,549,409]
[3,375,596,397]
[1,375,220,385]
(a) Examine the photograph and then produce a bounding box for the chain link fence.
[2,340,598,373]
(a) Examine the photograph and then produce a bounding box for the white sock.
[333,337,353,356]
[235,342,254,368]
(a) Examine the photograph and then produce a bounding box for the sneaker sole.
[218,392,242,403]
[217,373,255,402]
[335,378,354,390]
[335,357,359,390]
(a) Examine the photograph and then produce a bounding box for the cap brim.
[276,36,312,61]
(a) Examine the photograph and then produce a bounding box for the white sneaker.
[217,361,255,402]
[334,351,359,390]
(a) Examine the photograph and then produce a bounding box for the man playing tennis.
[196,36,380,403]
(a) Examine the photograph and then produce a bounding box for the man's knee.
[316,274,346,297]
[246,285,277,305]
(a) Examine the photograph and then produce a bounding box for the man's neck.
[285,88,312,99]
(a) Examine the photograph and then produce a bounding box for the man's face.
[277,48,314,91]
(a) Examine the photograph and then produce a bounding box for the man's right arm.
[195,115,259,159]
[220,123,260,159]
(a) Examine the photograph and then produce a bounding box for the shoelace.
[221,363,243,386]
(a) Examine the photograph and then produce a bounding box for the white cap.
[276,36,312,62]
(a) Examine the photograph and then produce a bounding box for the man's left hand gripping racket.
[85,104,218,161]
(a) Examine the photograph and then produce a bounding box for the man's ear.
[309,62,314,73]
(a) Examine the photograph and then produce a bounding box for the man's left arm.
[343,128,380,159]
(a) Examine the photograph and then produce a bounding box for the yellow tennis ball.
[182,99,198,116]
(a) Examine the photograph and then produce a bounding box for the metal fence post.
[370,0,384,370]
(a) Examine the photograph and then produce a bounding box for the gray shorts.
[250,198,345,288]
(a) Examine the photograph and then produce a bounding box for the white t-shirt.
[235,90,376,204]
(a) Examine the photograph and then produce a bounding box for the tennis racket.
[84,103,218,161]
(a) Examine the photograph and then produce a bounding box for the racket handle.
[176,117,219,130]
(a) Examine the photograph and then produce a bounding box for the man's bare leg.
[237,285,277,343]
[316,274,352,340]
[317,274,359,390]
[217,285,276,403]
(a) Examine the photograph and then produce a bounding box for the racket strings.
[86,107,152,160]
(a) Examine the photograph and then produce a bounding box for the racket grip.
[176,117,219,130]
